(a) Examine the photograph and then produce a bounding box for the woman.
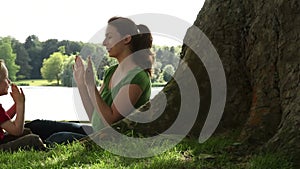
[25,16,154,145]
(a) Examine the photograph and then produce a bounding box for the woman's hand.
[10,84,25,105]
[73,55,85,86]
[84,56,96,87]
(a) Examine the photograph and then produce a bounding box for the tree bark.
[192,0,300,165]
[84,0,300,165]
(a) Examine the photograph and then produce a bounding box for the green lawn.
[14,79,167,87]
[14,79,58,86]
[7,80,294,168]
[0,134,293,168]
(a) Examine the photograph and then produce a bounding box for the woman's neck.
[117,51,137,72]
[118,56,137,72]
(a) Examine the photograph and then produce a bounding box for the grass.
[15,79,167,87]
[151,82,167,87]
[8,80,294,168]
[0,134,293,168]
[14,79,58,86]
[247,153,293,169]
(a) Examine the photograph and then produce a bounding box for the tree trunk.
[84,0,300,165]
[56,75,60,86]
[194,0,300,164]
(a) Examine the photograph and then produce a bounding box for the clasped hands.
[73,55,96,87]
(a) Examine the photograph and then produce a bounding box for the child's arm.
[6,104,16,119]
[0,84,25,136]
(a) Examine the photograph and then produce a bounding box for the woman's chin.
[108,54,116,58]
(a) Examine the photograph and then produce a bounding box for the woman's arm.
[73,56,94,120]
[76,84,94,120]
[85,58,143,125]
[87,84,142,126]
[1,84,25,136]
[77,82,105,120]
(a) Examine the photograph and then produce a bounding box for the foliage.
[61,55,76,87]
[1,34,182,85]
[25,35,43,79]
[162,64,175,82]
[58,40,83,55]
[0,37,20,81]
[152,45,181,83]
[24,36,83,79]
[12,43,32,80]
[41,39,59,60]
[152,61,163,83]
[40,51,68,85]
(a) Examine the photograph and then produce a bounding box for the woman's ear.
[123,35,132,45]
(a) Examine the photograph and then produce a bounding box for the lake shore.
[0,86,163,121]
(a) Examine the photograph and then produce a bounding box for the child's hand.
[10,84,25,104]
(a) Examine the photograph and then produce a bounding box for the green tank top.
[91,65,151,131]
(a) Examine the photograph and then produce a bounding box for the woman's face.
[102,25,127,58]
[0,66,11,96]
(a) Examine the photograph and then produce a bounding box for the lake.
[0,86,163,121]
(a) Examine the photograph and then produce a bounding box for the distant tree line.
[0,35,181,86]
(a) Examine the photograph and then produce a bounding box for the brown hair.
[108,16,154,76]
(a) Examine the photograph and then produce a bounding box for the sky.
[0,0,205,46]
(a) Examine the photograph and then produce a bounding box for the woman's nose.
[102,39,107,46]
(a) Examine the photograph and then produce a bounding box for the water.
[0,86,163,121]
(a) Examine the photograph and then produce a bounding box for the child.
[0,59,45,151]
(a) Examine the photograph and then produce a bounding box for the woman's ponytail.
[131,24,154,76]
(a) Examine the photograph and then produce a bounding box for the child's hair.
[0,59,6,80]
[107,17,154,76]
